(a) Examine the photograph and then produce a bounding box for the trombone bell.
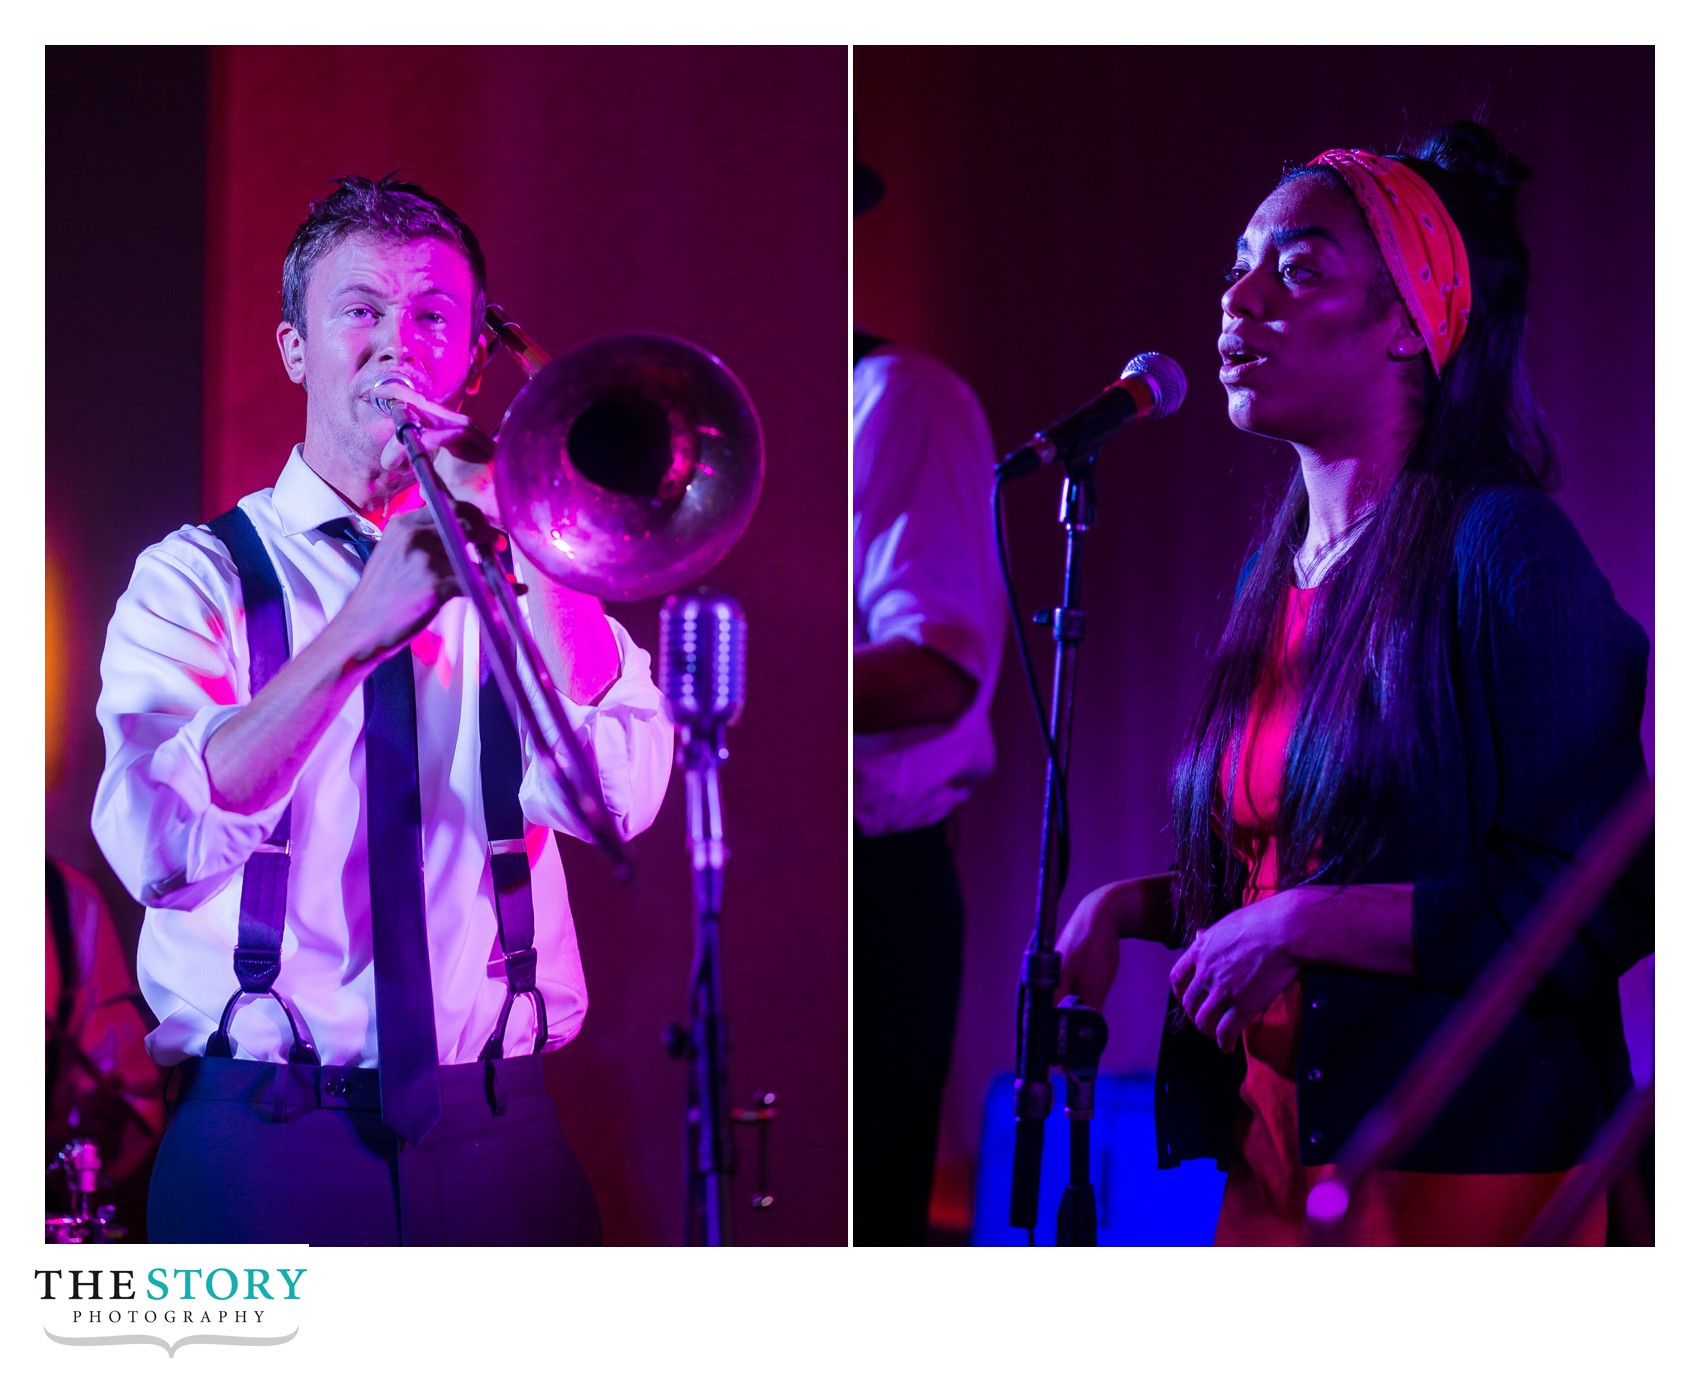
[494,332,764,603]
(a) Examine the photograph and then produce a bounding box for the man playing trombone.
[92,174,672,1245]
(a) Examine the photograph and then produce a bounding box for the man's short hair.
[281,173,487,338]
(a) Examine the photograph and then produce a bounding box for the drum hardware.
[45,1138,123,1243]
[731,1091,778,1210]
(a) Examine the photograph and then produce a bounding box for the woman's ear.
[1389,333,1427,362]
[1386,308,1427,365]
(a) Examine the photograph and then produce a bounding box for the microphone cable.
[993,469,1072,901]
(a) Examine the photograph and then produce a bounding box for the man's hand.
[853,638,977,733]
[373,382,500,524]
[335,503,502,666]
[371,382,618,707]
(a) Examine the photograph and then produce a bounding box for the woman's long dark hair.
[1171,120,1558,942]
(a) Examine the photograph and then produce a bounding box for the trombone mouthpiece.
[369,375,418,416]
[374,373,413,386]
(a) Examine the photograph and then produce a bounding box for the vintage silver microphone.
[660,591,747,756]
[659,589,747,1246]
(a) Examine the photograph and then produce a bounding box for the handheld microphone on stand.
[996,352,1186,479]
[660,590,749,1246]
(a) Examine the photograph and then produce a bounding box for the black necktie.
[320,519,442,1144]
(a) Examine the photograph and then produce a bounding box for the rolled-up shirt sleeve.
[853,346,1005,835]
[513,613,673,843]
[91,532,291,911]
[854,351,1001,687]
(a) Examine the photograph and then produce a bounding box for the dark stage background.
[46,45,848,1245]
[855,46,1655,1236]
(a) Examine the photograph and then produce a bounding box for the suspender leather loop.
[207,989,321,1064]
[233,945,282,991]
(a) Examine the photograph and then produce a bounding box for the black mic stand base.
[1055,997,1107,1246]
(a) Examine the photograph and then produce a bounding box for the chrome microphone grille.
[1120,351,1188,418]
[659,590,747,731]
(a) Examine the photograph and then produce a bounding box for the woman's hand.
[1057,873,1180,1010]
[1170,892,1300,1052]
[1057,888,1125,1010]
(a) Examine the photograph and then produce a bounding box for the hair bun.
[1409,120,1531,195]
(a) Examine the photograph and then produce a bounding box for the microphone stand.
[677,721,737,1245]
[659,591,752,1247]
[1009,454,1107,1243]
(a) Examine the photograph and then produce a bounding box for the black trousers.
[854,820,966,1245]
[148,1055,601,1246]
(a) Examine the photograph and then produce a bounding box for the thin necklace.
[1293,505,1378,588]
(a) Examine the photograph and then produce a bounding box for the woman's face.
[1218,176,1415,450]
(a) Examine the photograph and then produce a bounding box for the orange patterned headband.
[1308,149,1471,374]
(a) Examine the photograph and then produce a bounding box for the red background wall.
[48,45,848,1245]
[854,46,1655,1233]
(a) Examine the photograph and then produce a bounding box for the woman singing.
[1057,122,1650,1246]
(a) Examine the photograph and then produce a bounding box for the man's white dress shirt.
[853,344,1004,836]
[93,448,672,1067]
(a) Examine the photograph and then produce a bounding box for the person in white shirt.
[853,158,1005,1244]
[92,174,671,1245]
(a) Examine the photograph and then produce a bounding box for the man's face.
[277,233,483,481]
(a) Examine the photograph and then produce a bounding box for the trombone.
[374,305,765,875]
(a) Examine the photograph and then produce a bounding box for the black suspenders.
[202,507,317,1064]
[202,505,544,1064]
[476,626,548,1059]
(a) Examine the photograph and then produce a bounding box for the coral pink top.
[1212,583,1603,1245]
